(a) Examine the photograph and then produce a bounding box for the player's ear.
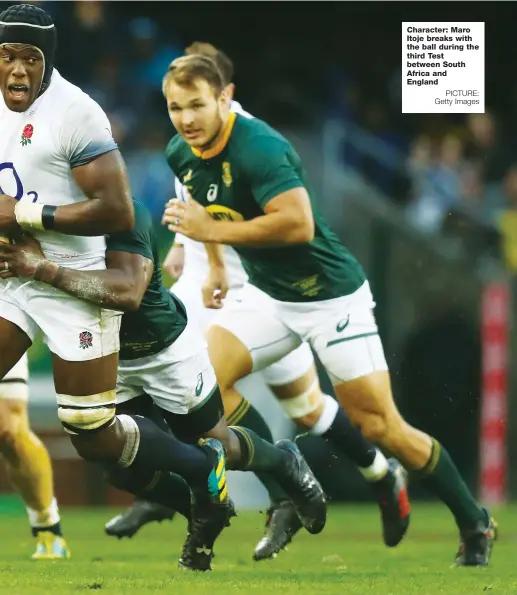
[225,83,236,100]
[219,85,232,108]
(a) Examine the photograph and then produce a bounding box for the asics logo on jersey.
[207,184,218,202]
[336,316,350,333]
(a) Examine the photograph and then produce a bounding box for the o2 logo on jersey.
[0,162,38,203]
[207,183,218,203]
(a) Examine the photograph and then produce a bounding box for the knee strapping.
[279,381,321,419]
[56,390,117,435]
[0,381,28,402]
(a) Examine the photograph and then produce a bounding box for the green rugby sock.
[230,426,291,483]
[228,399,289,504]
[418,439,486,530]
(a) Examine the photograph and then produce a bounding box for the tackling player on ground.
[162,54,497,567]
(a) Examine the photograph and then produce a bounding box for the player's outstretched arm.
[0,236,152,312]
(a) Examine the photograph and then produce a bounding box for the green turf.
[0,503,514,595]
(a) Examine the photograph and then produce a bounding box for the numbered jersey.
[173,100,249,289]
[0,70,118,269]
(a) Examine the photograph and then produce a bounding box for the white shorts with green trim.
[171,276,314,387]
[116,318,217,415]
[212,281,388,386]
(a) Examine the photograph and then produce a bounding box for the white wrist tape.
[14,201,45,231]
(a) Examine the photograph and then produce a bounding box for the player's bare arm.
[202,242,228,308]
[164,187,314,246]
[0,235,152,312]
[7,151,134,236]
[163,242,185,279]
[56,151,134,235]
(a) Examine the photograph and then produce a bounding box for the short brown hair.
[185,41,234,86]
[162,55,224,97]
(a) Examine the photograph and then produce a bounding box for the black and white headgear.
[0,4,57,95]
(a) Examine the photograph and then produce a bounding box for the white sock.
[309,394,339,435]
[27,497,60,529]
[358,450,389,482]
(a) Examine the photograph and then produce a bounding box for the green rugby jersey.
[166,112,365,302]
[107,201,186,359]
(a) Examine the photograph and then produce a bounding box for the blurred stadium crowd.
[13,1,515,270]
[1,0,514,500]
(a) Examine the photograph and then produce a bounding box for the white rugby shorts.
[116,317,217,415]
[171,276,314,387]
[0,278,121,362]
[213,281,388,386]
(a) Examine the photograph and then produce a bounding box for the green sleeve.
[242,137,304,209]
[106,201,154,261]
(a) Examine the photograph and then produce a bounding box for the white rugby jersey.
[173,100,251,288]
[0,70,118,269]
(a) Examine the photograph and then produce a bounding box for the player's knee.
[56,391,116,461]
[357,411,390,445]
[279,388,324,429]
[56,391,116,434]
[358,410,405,450]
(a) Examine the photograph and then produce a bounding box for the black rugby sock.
[124,415,214,487]
[228,399,289,504]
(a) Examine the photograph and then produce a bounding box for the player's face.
[0,44,44,112]
[166,78,227,149]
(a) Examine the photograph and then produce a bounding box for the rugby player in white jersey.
[0,200,327,570]
[0,5,242,563]
[107,43,410,562]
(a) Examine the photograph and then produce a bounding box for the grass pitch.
[0,502,515,595]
